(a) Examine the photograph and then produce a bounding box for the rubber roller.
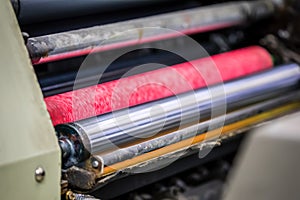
[45,46,273,126]
[56,64,300,168]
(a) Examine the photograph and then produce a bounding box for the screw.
[91,160,99,169]
[35,166,45,182]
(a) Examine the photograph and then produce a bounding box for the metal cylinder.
[27,0,275,63]
[99,92,300,166]
[56,64,300,167]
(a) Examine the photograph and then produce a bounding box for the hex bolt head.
[35,166,45,182]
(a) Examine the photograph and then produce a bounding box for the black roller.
[13,0,171,25]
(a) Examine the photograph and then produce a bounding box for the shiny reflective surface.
[99,92,300,166]
[56,64,300,159]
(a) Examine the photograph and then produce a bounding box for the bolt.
[91,160,99,169]
[278,29,290,39]
[35,166,45,182]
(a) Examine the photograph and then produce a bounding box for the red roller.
[45,46,273,125]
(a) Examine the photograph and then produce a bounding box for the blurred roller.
[12,0,171,25]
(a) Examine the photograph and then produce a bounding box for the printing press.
[1,0,300,199]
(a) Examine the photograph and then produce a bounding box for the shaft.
[99,93,300,166]
[27,0,275,63]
